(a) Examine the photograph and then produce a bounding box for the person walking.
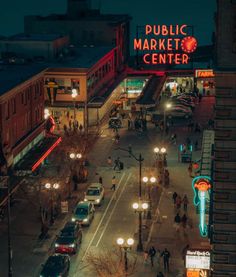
[161,248,170,272]
[111,176,116,191]
[148,246,157,267]
[174,213,181,232]
[113,157,120,171]
[182,194,189,212]
[182,213,188,229]
[188,162,193,177]
[176,195,182,210]
[143,250,149,265]
[98,176,103,185]
[107,156,112,167]
[172,192,178,205]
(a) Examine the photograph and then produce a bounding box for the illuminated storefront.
[186,249,211,277]
[195,69,215,96]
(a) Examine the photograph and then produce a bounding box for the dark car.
[108,117,122,129]
[55,222,82,254]
[40,254,70,277]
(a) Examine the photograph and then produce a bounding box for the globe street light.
[132,201,148,251]
[143,176,157,219]
[154,146,167,185]
[45,182,60,225]
[71,89,78,123]
[116,237,134,275]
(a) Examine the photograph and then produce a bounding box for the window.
[12,98,16,114]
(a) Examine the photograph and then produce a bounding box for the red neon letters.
[134,24,197,65]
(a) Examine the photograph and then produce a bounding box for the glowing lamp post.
[142,176,156,219]
[163,102,172,141]
[45,182,60,225]
[154,146,167,185]
[132,201,148,252]
[192,176,211,237]
[116,237,134,275]
[71,89,78,122]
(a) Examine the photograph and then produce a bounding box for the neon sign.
[195,69,214,78]
[192,176,211,237]
[134,24,197,65]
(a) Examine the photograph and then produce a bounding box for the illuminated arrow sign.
[192,176,211,237]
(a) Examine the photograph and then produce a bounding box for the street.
[0,97,214,277]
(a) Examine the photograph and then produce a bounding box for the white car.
[84,183,105,206]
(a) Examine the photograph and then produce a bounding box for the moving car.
[170,105,192,113]
[72,201,95,226]
[84,183,105,206]
[40,254,70,277]
[54,222,82,254]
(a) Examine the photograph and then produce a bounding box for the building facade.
[44,46,118,129]
[0,64,61,174]
[24,0,131,72]
[0,34,69,62]
[211,0,236,276]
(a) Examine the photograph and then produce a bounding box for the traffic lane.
[69,172,130,276]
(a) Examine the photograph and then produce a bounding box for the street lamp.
[163,102,172,141]
[143,176,157,219]
[45,182,60,225]
[154,147,167,185]
[132,201,148,252]
[116,237,134,275]
[71,89,78,123]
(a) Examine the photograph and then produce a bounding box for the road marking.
[95,172,132,247]
[81,172,126,261]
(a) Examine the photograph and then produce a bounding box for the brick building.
[0,64,61,175]
[211,0,236,276]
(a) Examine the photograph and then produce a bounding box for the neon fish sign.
[192,176,211,237]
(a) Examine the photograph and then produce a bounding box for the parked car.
[166,107,192,119]
[84,183,105,206]
[40,254,70,277]
[72,201,95,226]
[54,222,82,254]
[108,117,122,129]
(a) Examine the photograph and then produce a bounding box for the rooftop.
[0,46,113,96]
[1,33,67,42]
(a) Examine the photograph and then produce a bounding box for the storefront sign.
[186,269,210,277]
[195,70,214,78]
[192,176,211,237]
[134,24,197,65]
[186,250,211,270]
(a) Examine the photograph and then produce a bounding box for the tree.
[86,248,137,277]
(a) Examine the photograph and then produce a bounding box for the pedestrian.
[99,176,103,185]
[182,244,190,265]
[72,174,79,191]
[69,119,72,130]
[174,213,181,232]
[172,192,178,204]
[110,176,116,191]
[176,195,182,210]
[113,157,120,171]
[115,133,120,144]
[182,194,189,212]
[107,156,112,167]
[182,213,188,229]
[188,162,193,177]
[148,246,156,267]
[79,124,83,133]
[143,250,149,265]
[161,248,170,272]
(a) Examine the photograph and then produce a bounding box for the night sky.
[0,0,216,45]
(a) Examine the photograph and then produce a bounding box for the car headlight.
[96,199,100,203]
[69,243,75,248]
[83,218,88,222]
[71,217,76,222]
[84,198,88,201]
[55,243,59,247]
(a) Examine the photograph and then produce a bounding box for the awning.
[136,75,166,107]
[14,136,62,173]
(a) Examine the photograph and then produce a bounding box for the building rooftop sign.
[134,24,197,65]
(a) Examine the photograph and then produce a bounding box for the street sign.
[61,201,69,213]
